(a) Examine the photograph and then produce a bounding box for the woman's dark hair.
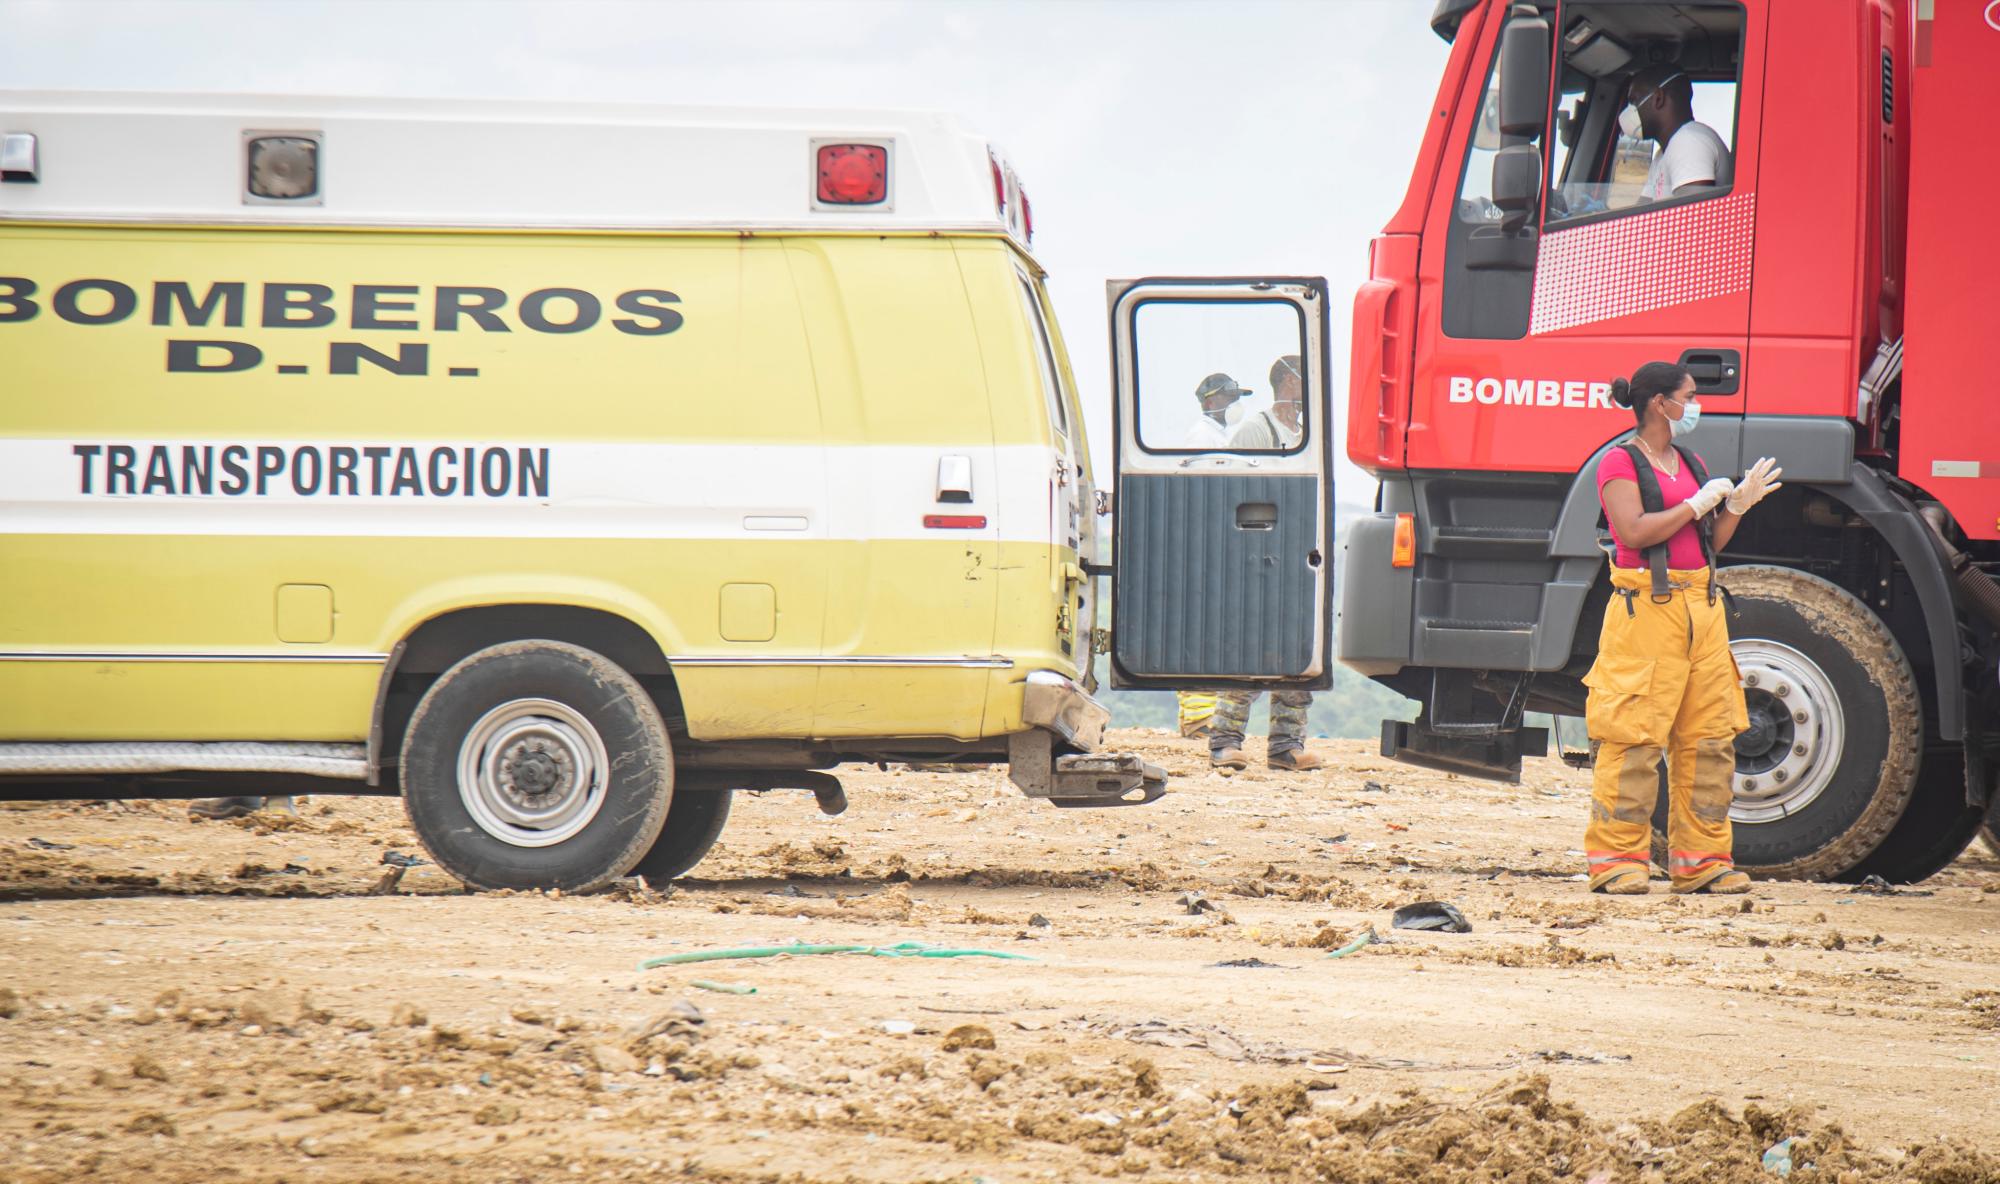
[1609,361,1691,425]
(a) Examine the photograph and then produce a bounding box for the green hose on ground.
[1325,928,1378,959]
[637,940,1035,971]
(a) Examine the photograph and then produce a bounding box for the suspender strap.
[1675,445,1722,605]
[1620,444,1674,601]
[1619,442,1723,605]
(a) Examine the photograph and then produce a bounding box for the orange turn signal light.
[1391,513,1416,568]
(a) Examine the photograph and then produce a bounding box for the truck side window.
[1016,273,1069,440]
[1546,3,1743,226]
[1440,6,1552,341]
[1454,70,1542,227]
[1131,300,1307,455]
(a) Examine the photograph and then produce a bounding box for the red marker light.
[989,151,1006,215]
[1019,188,1033,244]
[924,514,988,530]
[817,144,888,205]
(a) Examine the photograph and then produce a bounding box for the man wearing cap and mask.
[1183,372,1248,449]
[1621,64,1733,202]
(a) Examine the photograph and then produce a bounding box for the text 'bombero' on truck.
[0,93,1340,890]
[1338,0,2000,882]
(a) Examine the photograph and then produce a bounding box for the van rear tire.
[631,789,733,882]
[400,640,673,892]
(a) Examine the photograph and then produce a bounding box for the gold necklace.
[1634,435,1679,476]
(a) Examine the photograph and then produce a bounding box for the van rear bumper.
[1020,670,1109,752]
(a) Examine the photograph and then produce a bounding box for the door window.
[1546,3,1744,226]
[1131,299,1308,455]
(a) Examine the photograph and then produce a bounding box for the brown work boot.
[1674,867,1752,895]
[1267,749,1322,771]
[1210,747,1250,771]
[1589,865,1651,895]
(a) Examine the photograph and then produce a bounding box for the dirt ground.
[4,730,2000,1183]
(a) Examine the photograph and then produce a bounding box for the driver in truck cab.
[1621,65,1734,201]
[1585,362,1780,896]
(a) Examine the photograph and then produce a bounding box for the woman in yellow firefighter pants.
[1585,362,1782,895]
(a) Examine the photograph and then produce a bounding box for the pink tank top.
[1597,446,1707,570]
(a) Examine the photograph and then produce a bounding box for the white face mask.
[1223,401,1245,428]
[1668,399,1700,438]
[1618,104,1644,139]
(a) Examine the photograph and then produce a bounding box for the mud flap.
[1008,729,1166,808]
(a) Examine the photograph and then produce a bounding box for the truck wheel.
[400,641,673,892]
[1840,748,1984,884]
[631,789,732,882]
[1710,566,1921,880]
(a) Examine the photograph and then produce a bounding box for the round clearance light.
[247,135,320,200]
[816,143,888,205]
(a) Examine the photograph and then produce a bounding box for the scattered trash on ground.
[1209,957,1291,969]
[1392,900,1473,933]
[26,837,74,851]
[1027,912,1052,927]
[1847,874,1933,897]
[1076,1017,1511,1071]
[689,979,757,995]
[1533,1049,1633,1065]
[1177,891,1234,923]
[379,850,427,868]
[1362,780,1390,792]
[638,941,1035,970]
[1763,1136,1795,1176]
[877,1018,917,1036]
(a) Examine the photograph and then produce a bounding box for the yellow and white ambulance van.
[0,92,1336,890]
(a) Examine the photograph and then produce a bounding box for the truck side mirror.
[1497,7,1552,137]
[1489,6,1551,241]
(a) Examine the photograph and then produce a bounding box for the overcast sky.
[0,0,1451,503]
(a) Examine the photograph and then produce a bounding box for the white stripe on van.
[0,439,1066,543]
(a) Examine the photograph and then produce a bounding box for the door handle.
[935,455,973,503]
[1676,348,1741,396]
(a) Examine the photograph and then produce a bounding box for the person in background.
[1585,360,1781,894]
[1183,372,1247,449]
[1209,355,1317,771]
[1227,355,1305,450]
[1176,372,1251,738]
[1210,688,1319,772]
[1622,64,1733,201]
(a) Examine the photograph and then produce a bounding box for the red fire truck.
[1335,0,2000,881]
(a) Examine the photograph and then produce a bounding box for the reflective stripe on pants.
[1583,565,1750,889]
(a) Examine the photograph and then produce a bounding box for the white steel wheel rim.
[1728,639,1846,825]
[456,698,610,848]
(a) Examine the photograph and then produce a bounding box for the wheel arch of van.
[367,603,679,789]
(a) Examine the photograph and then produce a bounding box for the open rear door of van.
[1105,277,1334,691]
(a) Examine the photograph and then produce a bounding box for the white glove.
[1686,476,1735,517]
[1726,456,1784,515]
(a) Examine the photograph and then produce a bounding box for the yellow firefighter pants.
[1583,566,1751,891]
[1177,691,1218,737]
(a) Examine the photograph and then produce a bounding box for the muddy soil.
[3,732,1999,1182]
